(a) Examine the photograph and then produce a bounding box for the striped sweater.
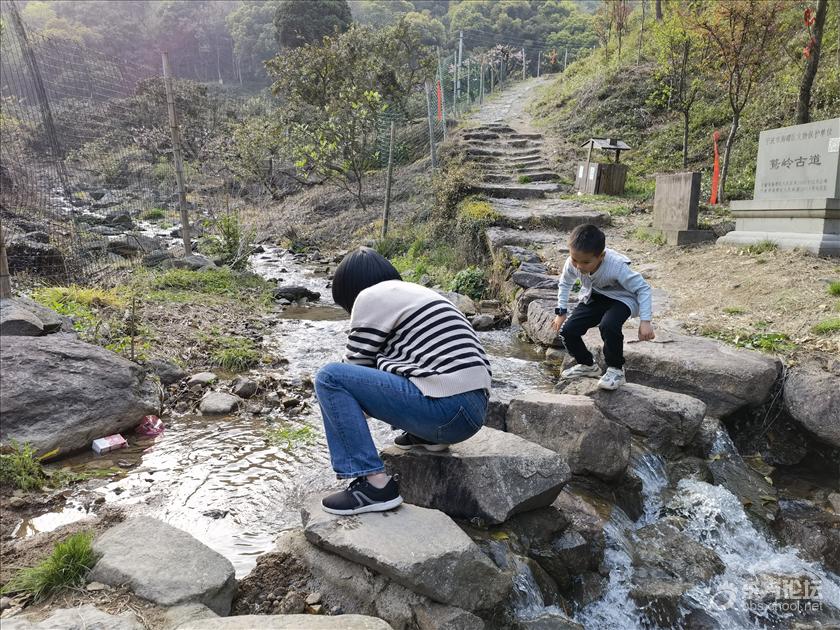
[344,280,492,398]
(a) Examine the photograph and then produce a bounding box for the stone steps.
[482,172,558,184]
[489,197,610,230]
[470,182,560,200]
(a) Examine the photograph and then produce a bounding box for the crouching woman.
[315,247,491,515]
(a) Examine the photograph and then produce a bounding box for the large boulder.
[173,254,217,271]
[556,379,706,455]
[274,285,321,302]
[147,358,186,385]
[90,517,236,615]
[0,334,159,457]
[0,298,44,336]
[177,615,394,629]
[6,238,65,276]
[514,287,556,322]
[1,605,143,630]
[771,499,840,575]
[199,392,242,415]
[511,271,558,290]
[506,394,630,481]
[581,325,781,417]
[435,290,478,316]
[381,427,571,525]
[12,296,67,333]
[301,497,509,612]
[784,358,840,449]
[522,300,562,347]
[256,529,484,630]
[107,233,162,257]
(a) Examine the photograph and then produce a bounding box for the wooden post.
[522,48,526,80]
[564,47,568,70]
[437,52,447,141]
[537,51,541,78]
[479,62,484,104]
[0,223,12,298]
[424,81,437,170]
[466,58,470,103]
[161,51,191,255]
[381,121,396,239]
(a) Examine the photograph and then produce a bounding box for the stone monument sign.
[718,117,839,256]
[653,171,714,245]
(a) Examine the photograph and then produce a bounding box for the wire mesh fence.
[0,5,547,290]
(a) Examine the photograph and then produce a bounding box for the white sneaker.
[561,363,602,379]
[598,367,626,390]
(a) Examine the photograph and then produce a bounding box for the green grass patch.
[152,268,271,299]
[739,240,778,255]
[140,208,166,221]
[607,204,632,217]
[208,336,261,372]
[517,175,533,184]
[723,306,747,315]
[700,328,795,353]
[828,281,840,297]
[632,227,666,246]
[812,317,840,335]
[31,285,125,331]
[1,532,95,601]
[266,424,318,450]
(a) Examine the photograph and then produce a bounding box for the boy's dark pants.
[560,292,632,369]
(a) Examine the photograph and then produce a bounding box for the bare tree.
[795,0,828,124]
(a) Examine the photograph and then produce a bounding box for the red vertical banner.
[710,130,720,205]
[436,80,443,121]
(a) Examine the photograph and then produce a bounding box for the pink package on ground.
[135,415,165,437]
[92,434,128,455]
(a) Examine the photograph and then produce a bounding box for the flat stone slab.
[301,497,509,611]
[471,183,559,200]
[2,605,143,630]
[490,198,610,230]
[557,379,706,455]
[486,226,568,251]
[511,270,558,290]
[507,393,630,481]
[90,517,236,615]
[381,427,571,525]
[178,615,393,629]
[581,324,781,417]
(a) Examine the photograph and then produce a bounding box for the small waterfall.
[631,449,669,526]
[511,558,547,619]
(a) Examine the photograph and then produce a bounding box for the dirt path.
[468,77,551,132]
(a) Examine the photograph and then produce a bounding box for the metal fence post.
[479,62,484,104]
[381,121,396,239]
[424,81,437,170]
[161,51,192,255]
[522,48,526,80]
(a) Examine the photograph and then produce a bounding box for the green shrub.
[200,213,256,270]
[828,281,840,297]
[1,532,95,601]
[450,267,488,301]
[152,268,270,298]
[0,441,47,491]
[812,318,840,335]
[517,175,533,184]
[431,162,480,235]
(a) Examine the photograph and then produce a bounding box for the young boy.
[551,224,654,390]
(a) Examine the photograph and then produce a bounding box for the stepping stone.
[507,394,630,481]
[273,529,484,630]
[1,605,143,630]
[177,615,394,629]
[511,270,558,289]
[200,391,242,415]
[90,517,236,615]
[581,324,781,417]
[515,287,559,322]
[557,379,707,454]
[301,498,509,611]
[522,299,561,346]
[381,427,571,525]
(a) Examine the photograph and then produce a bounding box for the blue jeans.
[314,362,488,479]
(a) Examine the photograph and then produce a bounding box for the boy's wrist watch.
[555,307,568,315]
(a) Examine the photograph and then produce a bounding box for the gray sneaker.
[561,363,602,379]
[598,367,626,390]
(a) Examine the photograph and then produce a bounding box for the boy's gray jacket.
[556,248,653,320]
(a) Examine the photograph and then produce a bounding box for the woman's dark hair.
[331,246,402,312]
[569,224,606,254]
